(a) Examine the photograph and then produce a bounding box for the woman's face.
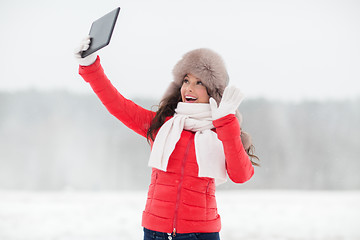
[180,74,210,103]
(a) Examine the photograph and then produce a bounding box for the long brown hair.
[146,87,182,142]
[146,87,260,166]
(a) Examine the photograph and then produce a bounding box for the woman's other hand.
[209,86,245,120]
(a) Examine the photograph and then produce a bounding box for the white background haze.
[0,0,359,101]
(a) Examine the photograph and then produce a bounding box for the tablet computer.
[81,7,120,58]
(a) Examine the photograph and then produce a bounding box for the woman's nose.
[186,83,194,92]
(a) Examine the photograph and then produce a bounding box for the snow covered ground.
[0,190,359,240]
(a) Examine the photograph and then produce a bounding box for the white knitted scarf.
[148,102,227,185]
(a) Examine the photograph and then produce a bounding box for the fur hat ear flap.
[236,110,252,150]
[240,131,252,151]
[235,110,243,125]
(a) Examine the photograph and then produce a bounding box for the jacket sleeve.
[78,56,156,138]
[213,114,254,183]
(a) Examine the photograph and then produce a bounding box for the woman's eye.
[197,81,203,85]
[183,79,189,83]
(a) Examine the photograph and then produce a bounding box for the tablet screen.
[81,7,120,58]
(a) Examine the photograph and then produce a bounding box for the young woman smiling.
[75,36,259,240]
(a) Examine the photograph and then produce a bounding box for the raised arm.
[78,57,155,137]
[75,36,155,138]
[210,86,254,183]
[213,115,254,183]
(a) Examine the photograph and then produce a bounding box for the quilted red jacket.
[79,56,254,234]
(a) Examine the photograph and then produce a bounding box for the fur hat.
[162,48,229,105]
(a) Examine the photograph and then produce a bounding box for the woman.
[75,36,258,240]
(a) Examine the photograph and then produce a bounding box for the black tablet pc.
[81,7,120,58]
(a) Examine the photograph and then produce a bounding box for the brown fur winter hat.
[162,48,229,105]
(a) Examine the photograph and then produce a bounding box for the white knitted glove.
[209,86,245,120]
[74,35,97,66]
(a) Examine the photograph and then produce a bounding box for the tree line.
[0,90,359,190]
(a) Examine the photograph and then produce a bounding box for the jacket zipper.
[172,136,193,237]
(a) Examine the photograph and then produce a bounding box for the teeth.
[186,96,197,100]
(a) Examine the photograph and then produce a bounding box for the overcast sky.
[0,0,359,101]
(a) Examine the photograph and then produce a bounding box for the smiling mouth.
[185,96,198,102]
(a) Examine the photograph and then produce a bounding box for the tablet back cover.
[81,7,120,58]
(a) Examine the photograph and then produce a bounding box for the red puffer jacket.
[79,56,254,234]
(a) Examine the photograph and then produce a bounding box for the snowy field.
[0,190,359,240]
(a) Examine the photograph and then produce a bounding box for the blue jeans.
[143,228,220,240]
